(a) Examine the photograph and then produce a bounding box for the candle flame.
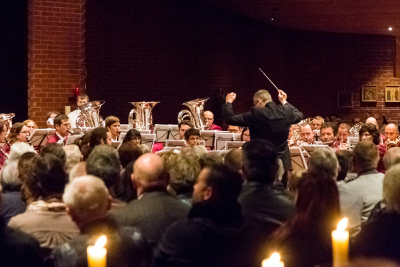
[270,252,280,262]
[95,235,106,249]
[337,218,348,231]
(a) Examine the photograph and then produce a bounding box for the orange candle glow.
[332,218,349,267]
[262,252,284,267]
[87,235,107,267]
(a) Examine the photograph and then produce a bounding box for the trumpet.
[177,98,208,130]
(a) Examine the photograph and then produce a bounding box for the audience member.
[309,148,362,236]
[270,172,341,267]
[63,145,81,173]
[341,141,384,223]
[8,154,79,254]
[17,152,37,204]
[48,176,151,267]
[198,153,223,169]
[239,140,294,238]
[118,142,143,169]
[0,184,44,267]
[153,164,260,267]
[336,150,356,183]
[68,162,86,182]
[353,164,400,263]
[41,143,67,166]
[168,154,201,205]
[85,145,124,208]
[224,148,242,175]
[0,161,26,224]
[359,123,386,173]
[117,161,136,202]
[111,153,190,245]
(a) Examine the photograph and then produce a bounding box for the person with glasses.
[6,123,30,146]
[359,123,386,173]
[22,120,38,137]
[204,111,222,131]
[184,128,201,147]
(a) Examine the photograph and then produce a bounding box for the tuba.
[76,101,104,128]
[128,102,159,130]
[177,98,208,130]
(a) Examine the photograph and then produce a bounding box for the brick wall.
[28,0,85,127]
[85,0,398,127]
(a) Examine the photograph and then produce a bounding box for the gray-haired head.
[8,142,35,161]
[308,147,339,179]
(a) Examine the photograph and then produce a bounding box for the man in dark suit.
[48,114,70,146]
[222,89,302,172]
[110,153,190,246]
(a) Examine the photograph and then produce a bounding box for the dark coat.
[0,191,26,225]
[48,217,151,267]
[110,190,190,246]
[239,182,295,238]
[152,201,261,267]
[0,218,43,267]
[222,101,303,171]
[352,212,400,263]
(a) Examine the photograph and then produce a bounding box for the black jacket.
[222,101,303,171]
[0,218,43,267]
[48,217,151,267]
[152,201,261,267]
[239,182,295,238]
[110,190,190,246]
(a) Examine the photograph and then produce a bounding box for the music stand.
[232,133,241,141]
[225,141,245,150]
[200,130,216,147]
[301,144,330,154]
[141,134,156,151]
[290,146,308,171]
[155,147,182,155]
[66,133,84,145]
[166,140,185,148]
[111,141,122,149]
[139,130,151,134]
[29,129,56,148]
[214,133,233,150]
[154,124,171,143]
[167,125,180,140]
[120,124,129,130]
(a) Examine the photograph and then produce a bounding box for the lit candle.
[87,235,107,267]
[332,218,349,267]
[65,106,71,115]
[262,252,284,267]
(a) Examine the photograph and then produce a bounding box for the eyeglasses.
[19,131,29,134]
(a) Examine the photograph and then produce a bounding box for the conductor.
[222,89,303,172]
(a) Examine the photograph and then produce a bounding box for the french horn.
[386,135,400,149]
[177,98,208,130]
[0,113,15,134]
[76,101,104,128]
[128,102,159,130]
[349,122,363,136]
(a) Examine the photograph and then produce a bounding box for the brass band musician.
[105,116,121,142]
[320,122,340,150]
[0,120,10,169]
[337,123,350,144]
[48,115,71,146]
[203,111,222,131]
[299,123,315,145]
[385,123,400,148]
[68,93,89,129]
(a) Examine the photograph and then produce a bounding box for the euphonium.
[349,122,363,136]
[76,101,104,128]
[128,102,159,130]
[177,98,208,130]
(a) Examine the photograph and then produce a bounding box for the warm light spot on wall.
[388,27,393,31]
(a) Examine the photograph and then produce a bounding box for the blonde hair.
[383,164,400,214]
[23,120,38,129]
[253,90,272,104]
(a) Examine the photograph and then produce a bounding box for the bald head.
[133,153,166,188]
[366,117,378,129]
[385,123,399,142]
[204,111,214,127]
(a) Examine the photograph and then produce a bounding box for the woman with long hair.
[6,123,30,146]
[269,172,342,267]
[123,129,142,145]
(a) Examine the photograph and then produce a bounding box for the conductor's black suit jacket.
[222,101,303,171]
